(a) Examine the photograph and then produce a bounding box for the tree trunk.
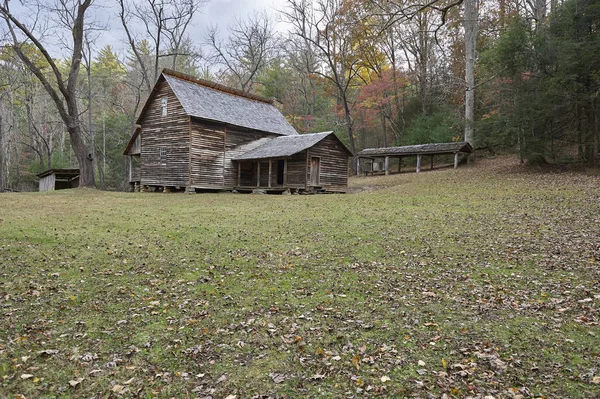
[464,0,478,146]
[69,124,95,187]
[0,114,3,190]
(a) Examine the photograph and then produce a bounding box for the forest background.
[0,0,598,191]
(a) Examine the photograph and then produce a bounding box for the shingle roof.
[163,71,298,136]
[233,132,334,160]
[357,142,473,157]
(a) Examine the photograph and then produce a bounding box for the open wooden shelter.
[37,169,80,191]
[356,142,473,175]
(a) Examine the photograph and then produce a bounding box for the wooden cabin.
[124,69,352,193]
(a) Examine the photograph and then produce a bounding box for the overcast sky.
[93,0,290,61]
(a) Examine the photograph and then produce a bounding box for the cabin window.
[160,147,168,165]
[161,97,168,116]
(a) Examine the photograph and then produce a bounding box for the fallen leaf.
[269,372,286,383]
[352,355,360,370]
[69,377,84,387]
[592,376,600,384]
[111,384,124,394]
[380,375,391,382]
[20,374,34,380]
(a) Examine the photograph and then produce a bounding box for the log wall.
[190,120,225,188]
[139,79,190,187]
[286,152,308,189]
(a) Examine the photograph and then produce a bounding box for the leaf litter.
[0,157,599,398]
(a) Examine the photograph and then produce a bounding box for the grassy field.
[1,157,599,398]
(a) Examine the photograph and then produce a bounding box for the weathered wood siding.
[127,135,141,155]
[286,152,308,189]
[139,79,190,187]
[39,174,55,192]
[190,120,225,188]
[307,135,349,192]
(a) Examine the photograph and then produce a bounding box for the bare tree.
[118,0,206,92]
[282,0,373,155]
[0,0,96,187]
[206,11,278,93]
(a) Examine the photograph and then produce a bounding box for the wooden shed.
[356,142,473,175]
[124,69,352,193]
[37,169,80,191]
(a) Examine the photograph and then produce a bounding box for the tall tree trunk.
[0,114,3,190]
[341,95,356,155]
[464,0,478,146]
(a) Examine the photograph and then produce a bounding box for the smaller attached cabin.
[37,169,80,191]
[356,142,473,175]
[124,69,352,193]
[233,131,352,193]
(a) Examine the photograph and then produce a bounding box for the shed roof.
[159,69,298,136]
[234,131,347,160]
[357,142,473,157]
[37,169,80,179]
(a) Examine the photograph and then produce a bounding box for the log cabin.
[124,69,352,193]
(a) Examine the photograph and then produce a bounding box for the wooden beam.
[430,155,434,170]
[356,157,361,176]
[237,162,241,186]
[384,156,389,175]
[454,153,459,169]
[398,157,401,173]
[128,156,132,182]
[416,155,422,173]
[268,159,272,188]
[256,161,260,187]
[283,159,288,185]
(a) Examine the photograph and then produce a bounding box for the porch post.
[430,155,434,170]
[416,155,422,173]
[256,161,260,187]
[237,162,241,186]
[356,157,361,176]
[384,156,389,175]
[283,159,288,185]
[268,159,272,188]
[128,156,132,182]
[454,153,459,169]
[398,157,401,173]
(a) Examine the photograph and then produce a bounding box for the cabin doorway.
[310,157,320,186]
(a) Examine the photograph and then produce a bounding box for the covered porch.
[234,158,295,193]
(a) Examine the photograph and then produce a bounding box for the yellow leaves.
[351,354,360,370]
[441,358,448,370]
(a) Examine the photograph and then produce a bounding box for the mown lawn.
[1,157,599,398]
